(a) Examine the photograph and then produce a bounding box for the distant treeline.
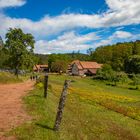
[90,40,140,74]
[35,52,89,72]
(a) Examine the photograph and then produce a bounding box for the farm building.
[68,60,103,76]
[33,65,49,72]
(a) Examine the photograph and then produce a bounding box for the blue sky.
[0,0,140,54]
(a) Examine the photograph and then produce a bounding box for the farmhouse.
[33,64,49,72]
[68,60,103,76]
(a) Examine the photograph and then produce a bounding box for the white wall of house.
[72,64,79,75]
[79,70,84,76]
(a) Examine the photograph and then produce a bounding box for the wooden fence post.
[44,74,48,98]
[54,80,71,131]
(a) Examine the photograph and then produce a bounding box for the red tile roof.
[72,60,102,70]
[33,65,48,71]
[88,69,98,74]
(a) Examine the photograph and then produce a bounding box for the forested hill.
[36,53,89,64]
[90,40,140,73]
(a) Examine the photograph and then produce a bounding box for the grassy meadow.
[11,74,140,140]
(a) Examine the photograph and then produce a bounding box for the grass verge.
[10,75,140,140]
[0,72,23,84]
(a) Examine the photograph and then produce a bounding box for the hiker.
[32,75,35,80]
[30,75,33,81]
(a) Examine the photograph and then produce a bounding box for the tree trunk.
[54,80,71,131]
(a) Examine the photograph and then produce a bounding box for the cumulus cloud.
[94,31,134,48]
[35,31,100,54]
[110,31,132,39]
[34,30,136,54]
[0,0,140,39]
[0,0,26,8]
[0,0,140,53]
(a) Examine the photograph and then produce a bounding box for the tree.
[48,54,56,72]
[132,74,140,89]
[96,64,114,80]
[96,64,129,86]
[51,60,69,73]
[125,55,140,74]
[90,41,136,71]
[0,36,4,48]
[133,40,140,55]
[5,28,36,75]
[117,72,129,84]
[87,48,93,55]
[0,36,9,68]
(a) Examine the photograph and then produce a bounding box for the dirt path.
[0,80,34,140]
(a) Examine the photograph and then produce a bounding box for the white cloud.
[0,0,140,53]
[110,31,132,39]
[0,0,26,8]
[0,0,140,39]
[35,31,100,53]
[34,30,136,54]
[94,31,135,48]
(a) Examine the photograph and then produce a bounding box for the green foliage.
[90,41,140,72]
[35,54,48,64]
[125,55,140,74]
[97,64,129,86]
[131,74,140,89]
[96,64,114,80]
[4,28,36,75]
[0,36,4,47]
[91,46,113,64]
[133,40,140,55]
[51,60,68,73]
[0,48,9,68]
[36,53,89,68]
[0,36,9,68]
[116,72,129,84]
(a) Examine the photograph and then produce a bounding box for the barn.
[68,60,103,76]
[33,65,49,72]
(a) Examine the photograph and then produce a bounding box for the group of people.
[30,75,39,81]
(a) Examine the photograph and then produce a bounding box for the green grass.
[0,72,23,84]
[10,74,140,140]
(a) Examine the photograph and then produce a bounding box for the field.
[11,74,140,140]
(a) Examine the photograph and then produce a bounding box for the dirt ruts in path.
[0,80,34,140]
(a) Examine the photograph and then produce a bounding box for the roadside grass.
[11,74,140,140]
[0,72,33,84]
[0,72,23,84]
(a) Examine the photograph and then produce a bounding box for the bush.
[131,74,140,89]
[96,64,113,80]
[96,65,129,86]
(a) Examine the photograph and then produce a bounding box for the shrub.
[131,74,140,89]
[96,65,129,86]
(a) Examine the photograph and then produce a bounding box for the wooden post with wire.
[54,80,71,131]
[44,74,48,98]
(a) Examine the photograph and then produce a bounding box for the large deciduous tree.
[5,28,36,75]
